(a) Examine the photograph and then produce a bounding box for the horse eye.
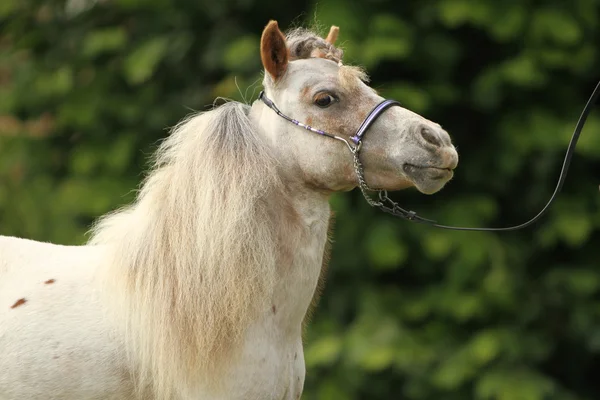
[314,94,336,108]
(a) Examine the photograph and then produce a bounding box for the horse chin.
[402,164,454,195]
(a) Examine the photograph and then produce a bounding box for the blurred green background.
[2,0,600,399]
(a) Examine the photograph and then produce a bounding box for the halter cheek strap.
[258,91,357,152]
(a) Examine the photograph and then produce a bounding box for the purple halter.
[350,99,403,145]
[258,90,405,209]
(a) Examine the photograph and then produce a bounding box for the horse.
[0,21,458,400]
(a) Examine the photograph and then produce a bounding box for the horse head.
[252,21,458,195]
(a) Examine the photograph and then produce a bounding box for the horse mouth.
[402,164,455,194]
[403,164,454,180]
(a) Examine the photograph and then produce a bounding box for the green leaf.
[223,35,258,72]
[105,133,136,173]
[476,368,556,400]
[35,67,74,97]
[305,335,343,367]
[361,37,411,68]
[0,0,17,17]
[432,347,476,389]
[544,268,600,297]
[317,379,352,400]
[531,9,582,45]
[365,221,408,270]
[501,55,546,87]
[360,345,395,371]
[422,232,454,260]
[381,83,430,113]
[468,330,501,365]
[438,0,491,27]
[488,5,526,41]
[83,28,128,57]
[123,37,169,84]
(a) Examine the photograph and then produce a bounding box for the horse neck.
[272,184,331,333]
[249,104,332,334]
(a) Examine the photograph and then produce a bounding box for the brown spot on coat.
[10,298,27,309]
[301,85,310,98]
[44,279,55,284]
[272,304,277,314]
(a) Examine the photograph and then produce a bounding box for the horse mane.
[89,101,285,398]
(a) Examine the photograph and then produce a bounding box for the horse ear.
[260,20,288,81]
[325,25,339,45]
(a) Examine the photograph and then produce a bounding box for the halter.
[259,80,600,232]
[259,91,408,211]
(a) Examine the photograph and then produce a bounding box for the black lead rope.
[260,80,600,232]
[391,80,600,232]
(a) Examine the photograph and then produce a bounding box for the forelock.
[283,27,372,93]
[286,28,344,63]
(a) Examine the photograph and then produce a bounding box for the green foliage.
[2,0,600,399]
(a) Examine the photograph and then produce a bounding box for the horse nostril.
[420,126,442,147]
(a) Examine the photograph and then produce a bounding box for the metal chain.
[353,145,439,224]
[351,145,383,207]
[376,190,437,223]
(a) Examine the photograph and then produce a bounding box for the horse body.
[0,186,330,400]
[0,21,458,399]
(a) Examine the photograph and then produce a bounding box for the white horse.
[0,21,458,399]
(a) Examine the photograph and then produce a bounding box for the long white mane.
[90,102,284,398]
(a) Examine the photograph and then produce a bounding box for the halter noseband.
[259,80,600,232]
